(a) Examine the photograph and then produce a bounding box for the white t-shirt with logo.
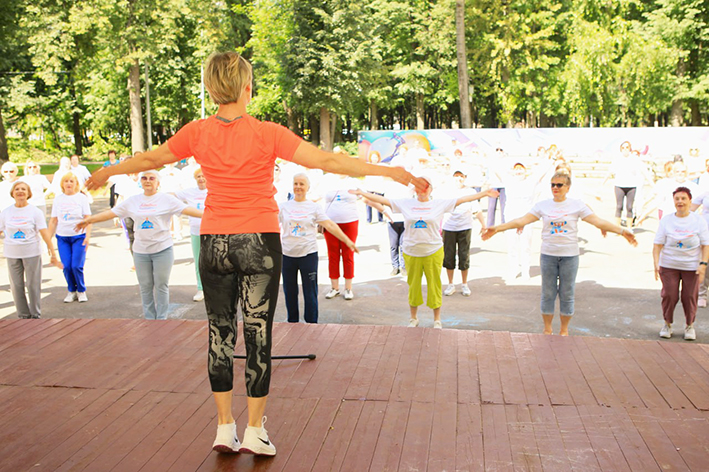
[324,188,359,224]
[175,187,207,236]
[51,193,91,237]
[0,204,46,258]
[278,200,330,257]
[390,198,457,257]
[654,212,709,271]
[530,198,594,256]
[112,193,187,254]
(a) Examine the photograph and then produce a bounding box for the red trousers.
[324,220,358,279]
[659,266,699,325]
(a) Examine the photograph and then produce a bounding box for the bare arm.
[38,228,61,267]
[48,217,58,237]
[181,207,204,218]
[481,212,540,240]
[365,199,393,222]
[85,144,178,190]
[699,245,709,278]
[291,142,429,192]
[475,211,486,229]
[691,203,701,212]
[75,209,117,232]
[455,188,498,207]
[349,189,392,208]
[582,213,637,246]
[82,216,92,251]
[653,244,663,281]
[319,219,358,253]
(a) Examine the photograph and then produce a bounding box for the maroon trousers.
[659,266,699,325]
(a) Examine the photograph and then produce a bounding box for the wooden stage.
[1,319,708,471]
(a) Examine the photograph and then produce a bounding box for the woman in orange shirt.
[87,51,425,457]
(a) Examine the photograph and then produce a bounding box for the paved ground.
[1,179,705,344]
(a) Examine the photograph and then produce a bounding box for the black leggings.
[200,233,282,397]
[614,186,636,218]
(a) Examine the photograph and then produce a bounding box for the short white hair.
[1,161,18,173]
[140,169,161,181]
[292,172,310,187]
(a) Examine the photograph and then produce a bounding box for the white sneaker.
[63,292,77,303]
[239,417,276,456]
[325,289,340,299]
[193,290,204,302]
[390,268,400,276]
[433,320,443,329]
[343,289,354,300]
[212,422,240,454]
[444,284,455,296]
[659,324,673,339]
[408,318,419,327]
[77,292,88,303]
[684,325,696,341]
[461,285,471,297]
[699,299,707,308]
[400,267,407,277]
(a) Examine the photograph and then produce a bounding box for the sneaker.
[699,299,707,308]
[63,292,77,303]
[461,285,471,297]
[213,422,240,454]
[444,284,455,296]
[325,289,340,299]
[390,268,400,276]
[193,290,205,302]
[77,292,88,303]
[685,325,696,341]
[408,318,419,327]
[239,417,276,456]
[343,289,354,300]
[433,320,443,329]
[659,324,673,339]
[400,267,407,277]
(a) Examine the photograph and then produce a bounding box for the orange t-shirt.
[167,115,302,234]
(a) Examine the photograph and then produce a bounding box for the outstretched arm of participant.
[291,141,429,192]
[455,188,498,207]
[582,213,637,246]
[481,212,539,240]
[181,207,204,218]
[38,228,62,268]
[365,199,393,222]
[349,189,392,208]
[85,144,179,190]
[75,209,117,232]
[319,219,359,253]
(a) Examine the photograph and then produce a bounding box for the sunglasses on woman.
[550,183,566,188]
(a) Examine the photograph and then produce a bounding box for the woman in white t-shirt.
[352,179,496,329]
[602,141,652,227]
[20,161,51,215]
[655,186,709,341]
[279,173,356,323]
[322,177,360,300]
[0,181,59,318]
[48,173,93,303]
[76,170,203,320]
[175,167,208,302]
[483,172,636,336]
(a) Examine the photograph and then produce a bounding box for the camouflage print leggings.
[200,233,282,397]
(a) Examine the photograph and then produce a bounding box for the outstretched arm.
[75,209,117,232]
[582,213,637,246]
[319,219,359,253]
[455,188,498,207]
[85,144,178,190]
[349,189,392,208]
[181,207,204,218]
[481,212,539,240]
[292,142,429,192]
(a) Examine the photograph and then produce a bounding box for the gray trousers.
[7,256,42,318]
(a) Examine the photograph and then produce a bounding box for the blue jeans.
[540,254,579,315]
[56,234,87,293]
[133,246,174,320]
[282,252,319,323]
[388,222,405,270]
[486,187,507,227]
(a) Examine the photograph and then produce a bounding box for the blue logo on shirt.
[140,219,154,230]
[412,219,428,229]
[11,230,26,240]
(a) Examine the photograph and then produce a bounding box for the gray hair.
[292,172,310,187]
[551,171,571,186]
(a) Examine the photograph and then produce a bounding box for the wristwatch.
[700,262,708,266]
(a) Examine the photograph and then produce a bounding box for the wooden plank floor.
[1,319,708,471]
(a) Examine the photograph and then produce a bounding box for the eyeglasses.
[141,176,157,181]
[550,183,566,188]
[2,170,17,173]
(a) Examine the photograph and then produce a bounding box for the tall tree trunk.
[670,59,685,127]
[690,99,701,126]
[0,107,8,164]
[329,112,337,147]
[128,59,145,153]
[369,100,379,130]
[284,102,298,134]
[455,0,472,129]
[416,93,424,130]
[309,114,319,145]
[319,107,332,151]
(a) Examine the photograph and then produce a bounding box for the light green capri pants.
[403,247,444,310]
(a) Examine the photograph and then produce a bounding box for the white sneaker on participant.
[444,284,455,296]
[63,292,77,303]
[212,422,240,454]
[344,289,354,300]
[325,289,340,299]
[461,285,471,297]
[239,417,276,456]
[77,292,88,303]
[193,290,204,302]
[698,299,707,308]
[408,318,419,328]
[390,268,400,276]
[433,320,443,329]
[400,267,407,277]
[659,323,673,339]
[684,325,696,341]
